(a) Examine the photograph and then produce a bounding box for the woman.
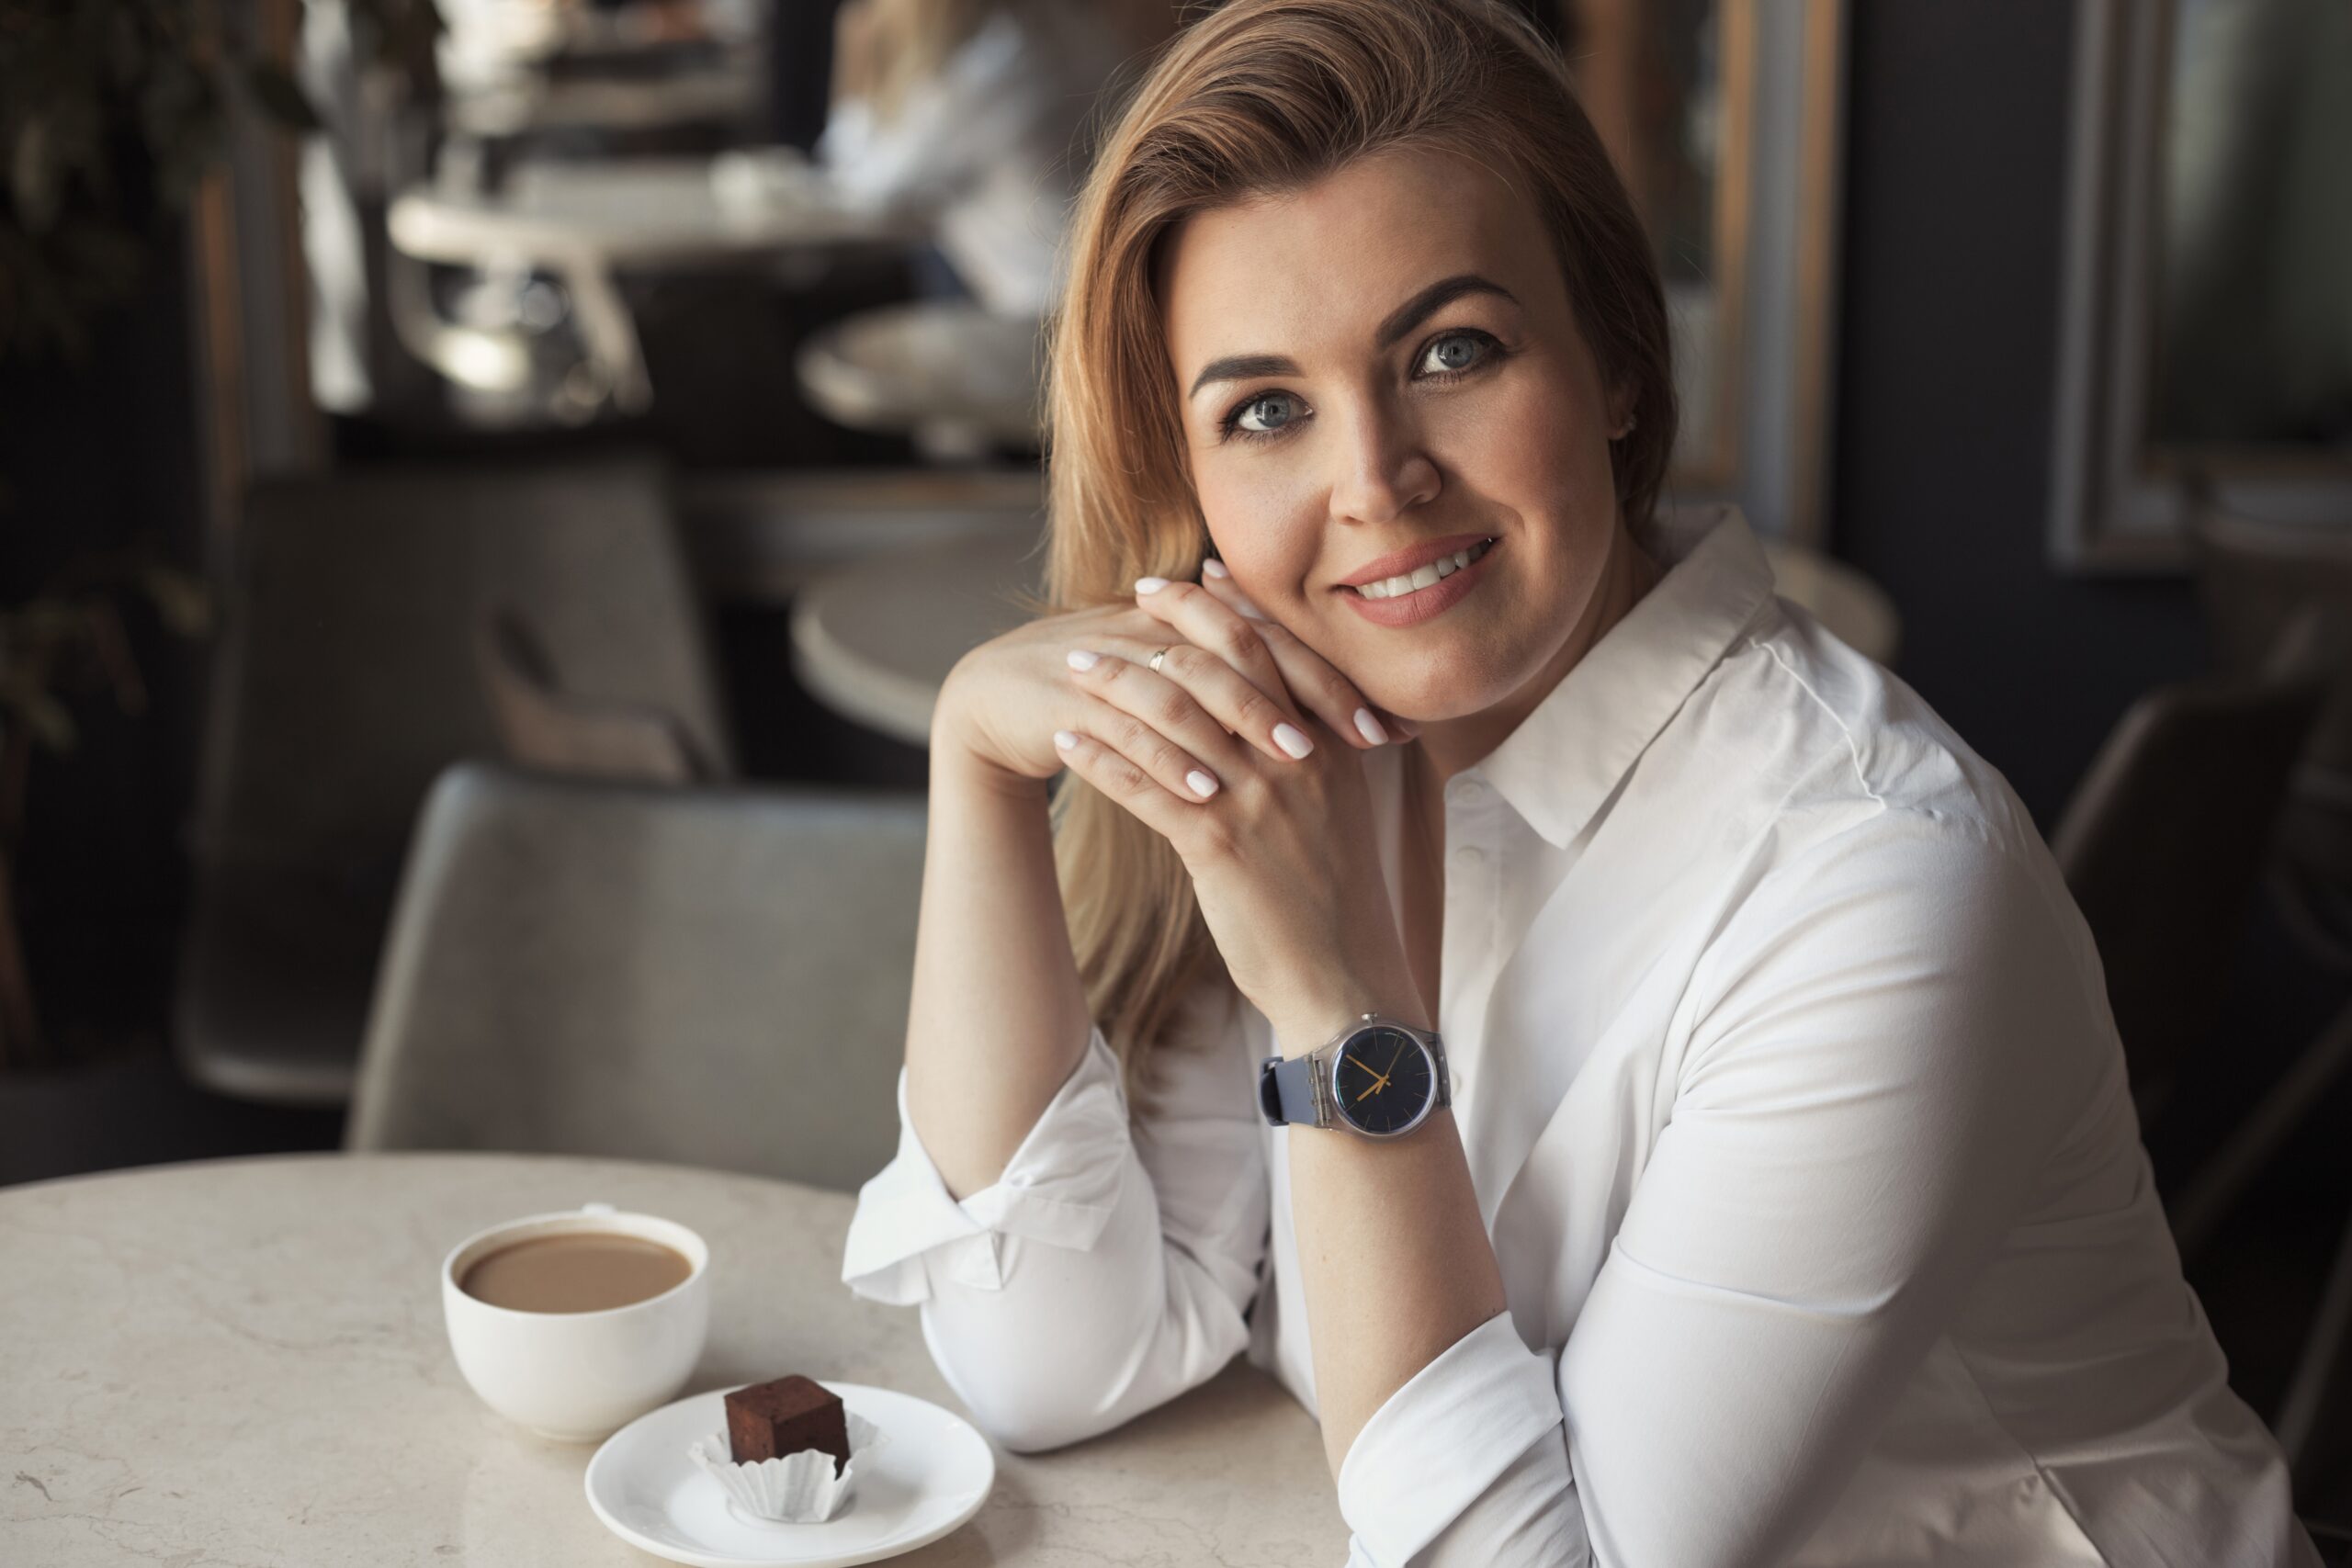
[841,2,2316,1562]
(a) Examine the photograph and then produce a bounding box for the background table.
[792,523,1905,749]
[794,304,1046,458]
[388,158,919,412]
[1,1153,1345,1565]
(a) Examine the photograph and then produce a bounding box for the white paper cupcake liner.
[687,1410,887,1523]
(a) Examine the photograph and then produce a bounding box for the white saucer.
[584,1382,994,1568]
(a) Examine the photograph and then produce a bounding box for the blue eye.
[1226,390,1304,440]
[1416,331,1494,378]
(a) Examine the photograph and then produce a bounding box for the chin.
[1357,646,1527,726]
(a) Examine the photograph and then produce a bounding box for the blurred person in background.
[817,0,1179,315]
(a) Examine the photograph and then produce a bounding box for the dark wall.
[0,224,206,1057]
[1832,0,2209,828]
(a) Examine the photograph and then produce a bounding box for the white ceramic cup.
[442,1201,711,1442]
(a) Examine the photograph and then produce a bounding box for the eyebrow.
[1183,274,1521,400]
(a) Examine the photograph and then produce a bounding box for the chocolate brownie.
[724,1376,852,1475]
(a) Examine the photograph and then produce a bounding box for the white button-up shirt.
[841,505,2315,1566]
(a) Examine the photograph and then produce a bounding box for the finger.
[1059,654,1230,799]
[1190,569,1421,743]
[1249,617,1422,745]
[1131,577,1308,733]
[1135,577,1391,750]
[1077,641,1307,767]
[1197,558,1272,621]
[1054,726,1212,841]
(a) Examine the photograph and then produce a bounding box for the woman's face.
[1159,146,1633,724]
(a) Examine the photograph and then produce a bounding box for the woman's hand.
[1047,570,1426,1050]
[934,568,1409,795]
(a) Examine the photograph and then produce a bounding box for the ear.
[1606,380,1638,441]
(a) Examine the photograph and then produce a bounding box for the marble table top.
[794,304,1046,454]
[1,1152,1345,1566]
[389,155,917,268]
[790,516,1904,749]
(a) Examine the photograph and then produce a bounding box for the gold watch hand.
[1351,1042,1408,1100]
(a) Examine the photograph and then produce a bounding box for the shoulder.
[1672,605,2117,1109]
[1691,597,2041,850]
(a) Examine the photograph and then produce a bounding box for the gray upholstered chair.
[344,763,924,1193]
[2050,650,2333,1125]
[177,460,733,1107]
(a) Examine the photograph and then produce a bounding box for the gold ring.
[1148,647,1171,672]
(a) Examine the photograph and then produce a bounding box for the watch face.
[1330,1027,1435,1135]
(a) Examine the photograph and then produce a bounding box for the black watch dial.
[1331,1027,1435,1135]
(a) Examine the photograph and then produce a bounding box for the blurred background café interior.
[4,0,2351,1521]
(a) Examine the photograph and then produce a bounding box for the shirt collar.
[1471,503,1778,850]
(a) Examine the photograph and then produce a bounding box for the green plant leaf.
[9,115,62,234]
[20,693,78,754]
[141,569,214,638]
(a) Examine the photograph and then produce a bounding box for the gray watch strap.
[1259,1052,1321,1128]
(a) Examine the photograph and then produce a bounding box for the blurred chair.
[2192,500,2352,975]
[344,763,923,1193]
[476,605,726,784]
[2052,633,2352,1484]
[178,461,733,1108]
[2050,642,2333,1123]
[2177,498,2352,1483]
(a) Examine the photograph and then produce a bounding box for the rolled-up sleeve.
[840,1025,1131,1304]
[1329,809,2097,1565]
[1339,1312,1583,1567]
[841,985,1271,1452]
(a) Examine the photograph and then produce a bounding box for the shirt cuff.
[1336,1310,1566,1566]
[839,1027,1132,1305]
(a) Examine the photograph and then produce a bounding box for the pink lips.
[1339,537,1498,628]
[1337,532,1497,589]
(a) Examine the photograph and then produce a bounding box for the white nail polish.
[1202,559,1230,579]
[1055,730,1079,751]
[1187,769,1219,798]
[1273,723,1314,759]
[1066,649,1100,671]
[1353,707,1389,745]
[1134,576,1170,593]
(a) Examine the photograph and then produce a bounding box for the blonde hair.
[1043,0,1678,1087]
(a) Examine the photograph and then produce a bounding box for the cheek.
[1198,467,1326,597]
[1451,369,1612,504]
[1431,375,1619,562]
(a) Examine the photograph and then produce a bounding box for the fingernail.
[1186,769,1219,798]
[1273,722,1314,759]
[1055,730,1079,751]
[1352,707,1389,745]
[1202,559,1230,579]
[1066,649,1100,671]
[1134,576,1170,594]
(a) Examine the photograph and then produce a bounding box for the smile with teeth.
[1348,537,1496,599]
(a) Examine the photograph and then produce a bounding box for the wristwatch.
[1258,1014,1452,1137]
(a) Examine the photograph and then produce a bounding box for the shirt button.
[1452,845,1486,873]
[1453,778,1491,806]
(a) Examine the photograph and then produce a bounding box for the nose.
[1327,400,1441,526]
